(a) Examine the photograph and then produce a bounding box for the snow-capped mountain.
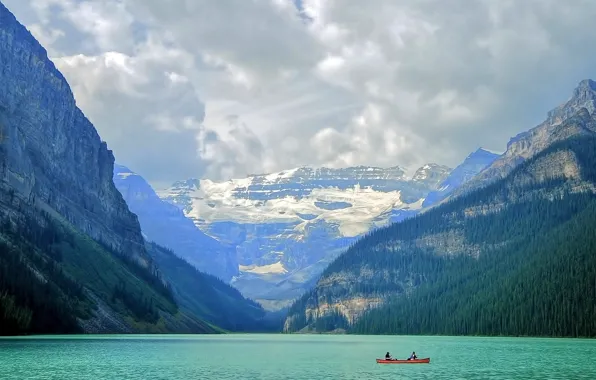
[113,165,238,281]
[158,164,453,309]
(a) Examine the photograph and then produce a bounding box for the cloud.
[5,0,596,185]
[52,40,205,187]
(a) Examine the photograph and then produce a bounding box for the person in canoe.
[407,351,418,360]
[385,352,393,360]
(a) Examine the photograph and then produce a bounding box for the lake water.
[0,334,595,379]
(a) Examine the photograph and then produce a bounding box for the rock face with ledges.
[0,3,150,268]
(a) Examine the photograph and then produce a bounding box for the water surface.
[1,334,594,379]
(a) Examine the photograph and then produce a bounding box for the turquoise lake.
[1,334,595,379]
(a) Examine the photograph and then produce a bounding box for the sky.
[5,0,596,188]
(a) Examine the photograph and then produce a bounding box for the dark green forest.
[286,136,596,337]
[0,211,182,335]
[352,197,596,336]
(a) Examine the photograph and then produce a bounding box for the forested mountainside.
[0,2,268,335]
[284,107,596,337]
[0,209,272,335]
[0,211,209,335]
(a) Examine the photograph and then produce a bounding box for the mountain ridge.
[448,79,596,201]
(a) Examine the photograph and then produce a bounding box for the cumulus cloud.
[5,0,596,186]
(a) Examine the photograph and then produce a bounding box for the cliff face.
[0,3,150,267]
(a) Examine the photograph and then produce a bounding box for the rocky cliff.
[0,3,193,334]
[450,79,596,200]
[0,3,151,269]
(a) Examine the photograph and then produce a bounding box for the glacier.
[158,163,454,309]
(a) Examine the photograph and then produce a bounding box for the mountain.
[283,85,596,336]
[113,165,237,281]
[158,164,455,309]
[0,3,267,335]
[450,79,596,200]
[422,148,500,207]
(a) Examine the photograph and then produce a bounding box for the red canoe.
[376,358,430,364]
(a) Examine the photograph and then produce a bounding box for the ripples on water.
[0,334,595,379]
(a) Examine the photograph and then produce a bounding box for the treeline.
[99,239,177,308]
[0,210,183,335]
[0,218,86,335]
[111,281,159,323]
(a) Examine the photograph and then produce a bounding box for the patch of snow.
[407,198,425,210]
[117,172,135,179]
[239,261,288,275]
[263,167,300,182]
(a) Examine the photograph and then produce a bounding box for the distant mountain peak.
[547,78,596,125]
[575,78,596,93]
[475,147,503,156]
[171,178,201,190]
[412,163,452,183]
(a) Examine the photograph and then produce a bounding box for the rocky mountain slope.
[113,165,237,281]
[0,2,267,335]
[283,84,596,334]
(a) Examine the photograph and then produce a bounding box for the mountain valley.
[148,152,497,310]
[1,0,595,340]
